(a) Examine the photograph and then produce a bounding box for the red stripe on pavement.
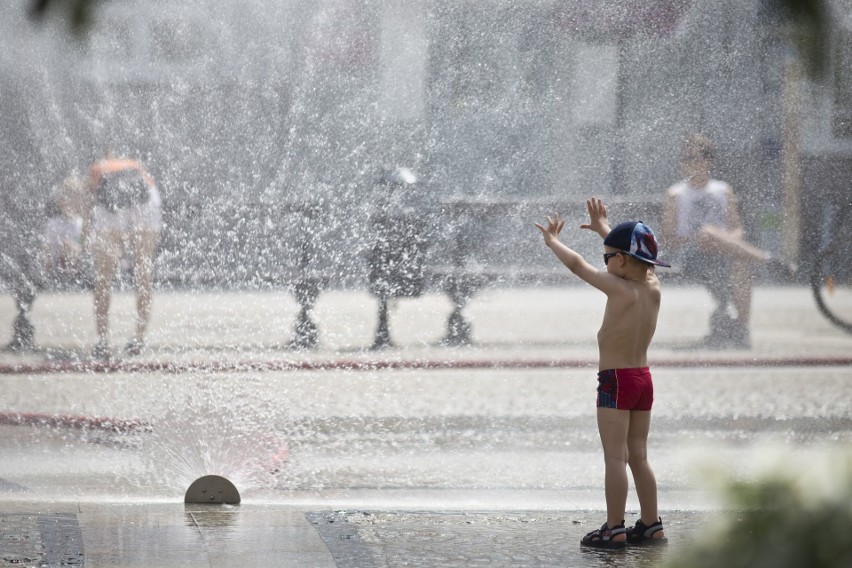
[0,411,150,432]
[0,356,849,375]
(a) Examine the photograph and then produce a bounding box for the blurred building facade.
[0,0,849,286]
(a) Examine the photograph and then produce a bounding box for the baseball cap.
[603,221,671,267]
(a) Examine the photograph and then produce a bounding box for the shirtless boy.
[535,198,669,549]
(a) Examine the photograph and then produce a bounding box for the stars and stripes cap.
[603,221,671,267]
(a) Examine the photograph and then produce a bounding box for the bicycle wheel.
[811,231,852,333]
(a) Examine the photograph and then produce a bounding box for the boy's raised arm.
[535,213,605,287]
[536,208,626,296]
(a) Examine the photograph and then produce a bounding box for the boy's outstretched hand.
[580,197,611,239]
[535,213,565,246]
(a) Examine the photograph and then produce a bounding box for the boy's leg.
[627,410,664,535]
[597,407,630,536]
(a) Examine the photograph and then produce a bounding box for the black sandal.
[580,521,627,550]
[626,517,668,545]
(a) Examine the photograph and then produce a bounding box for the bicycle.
[810,201,852,333]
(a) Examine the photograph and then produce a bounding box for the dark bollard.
[8,309,36,352]
[367,168,427,350]
[5,285,38,352]
[438,204,490,347]
[289,277,322,350]
[291,308,318,349]
[288,203,325,350]
[444,308,471,346]
[368,214,427,349]
[440,272,490,346]
[372,296,392,350]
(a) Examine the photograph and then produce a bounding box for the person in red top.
[81,150,162,359]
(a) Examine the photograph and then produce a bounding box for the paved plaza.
[0,285,850,566]
[2,284,850,367]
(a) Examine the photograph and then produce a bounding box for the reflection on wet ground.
[310,510,711,568]
[1,506,716,568]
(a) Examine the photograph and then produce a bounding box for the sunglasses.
[603,252,623,265]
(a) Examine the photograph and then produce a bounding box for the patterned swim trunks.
[596,367,654,411]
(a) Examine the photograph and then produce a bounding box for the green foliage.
[667,454,852,568]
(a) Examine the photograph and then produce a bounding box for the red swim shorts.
[596,368,654,411]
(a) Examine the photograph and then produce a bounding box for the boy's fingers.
[535,223,552,235]
[538,213,564,234]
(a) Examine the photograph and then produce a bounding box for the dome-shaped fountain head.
[184,475,241,504]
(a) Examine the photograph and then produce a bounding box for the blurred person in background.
[661,133,795,349]
[1,193,44,352]
[82,150,162,359]
[41,173,86,288]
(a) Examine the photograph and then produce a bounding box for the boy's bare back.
[596,271,660,370]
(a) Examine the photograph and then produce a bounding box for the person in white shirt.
[661,133,794,348]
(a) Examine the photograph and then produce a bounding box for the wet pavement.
[0,285,850,566]
[0,504,718,567]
